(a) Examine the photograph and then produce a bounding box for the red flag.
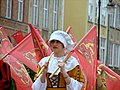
[0,27,33,90]
[97,61,120,90]
[74,25,97,90]
[66,26,78,59]
[28,23,51,61]
[66,26,77,44]
[5,55,33,90]
[9,33,37,72]
[12,31,24,44]
[0,27,13,58]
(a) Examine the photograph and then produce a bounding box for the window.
[100,38,106,64]
[6,0,12,18]
[113,44,120,67]
[88,0,93,21]
[94,0,99,23]
[116,5,120,29]
[95,6,98,23]
[109,10,115,27]
[52,0,58,31]
[43,0,49,29]
[18,0,23,21]
[33,0,38,25]
[101,15,106,25]
[101,0,107,26]
[108,42,114,66]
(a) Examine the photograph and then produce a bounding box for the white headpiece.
[48,30,74,52]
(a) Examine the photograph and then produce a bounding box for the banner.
[0,27,33,90]
[66,26,78,59]
[66,26,77,44]
[10,33,37,72]
[12,30,24,44]
[0,27,13,60]
[28,23,51,61]
[74,25,97,90]
[4,55,33,90]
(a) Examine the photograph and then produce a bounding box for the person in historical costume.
[32,30,84,90]
[97,64,107,90]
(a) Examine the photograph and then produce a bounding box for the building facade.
[0,0,64,45]
[0,0,29,45]
[28,0,64,40]
[88,0,120,74]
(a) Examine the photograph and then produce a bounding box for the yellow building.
[64,0,88,42]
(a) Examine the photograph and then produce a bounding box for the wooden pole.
[34,52,54,80]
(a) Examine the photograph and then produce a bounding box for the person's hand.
[97,64,105,75]
[43,61,49,72]
[97,64,106,89]
[58,61,65,72]
[58,61,71,85]
[98,64,105,71]
[41,62,48,83]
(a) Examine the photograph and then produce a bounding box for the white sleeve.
[66,78,83,90]
[32,76,47,90]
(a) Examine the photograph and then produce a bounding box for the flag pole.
[97,0,101,60]
[34,52,54,80]
[95,0,101,90]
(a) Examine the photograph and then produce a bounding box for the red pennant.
[12,31,24,44]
